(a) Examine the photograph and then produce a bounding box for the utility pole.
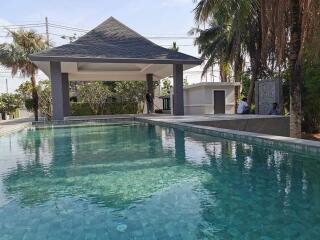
[45,17,49,45]
[5,78,8,93]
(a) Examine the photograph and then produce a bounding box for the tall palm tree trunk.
[247,78,256,107]
[289,0,302,138]
[234,52,243,82]
[219,61,229,82]
[247,14,262,108]
[31,74,39,121]
[247,53,260,107]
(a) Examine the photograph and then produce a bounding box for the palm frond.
[0,29,47,77]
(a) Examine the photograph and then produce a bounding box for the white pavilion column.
[173,64,184,115]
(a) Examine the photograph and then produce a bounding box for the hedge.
[70,102,139,116]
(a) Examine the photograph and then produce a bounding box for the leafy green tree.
[0,93,22,118]
[37,80,52,120]
[78,82,112,115]
[16,81,34,112]
[161,78,171,97]
[240,72,251,98]
[114,81,146,102]
[301,64,320,133]
[161,78,188,97]
[0,30,47,121]
[114,81,147,113]
[16,81,33,100]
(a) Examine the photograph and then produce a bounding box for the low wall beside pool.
[189,116,290,137]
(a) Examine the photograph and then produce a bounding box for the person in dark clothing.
[269,102,279,115]
[146,92,153,114]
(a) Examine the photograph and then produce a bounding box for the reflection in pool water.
[0,123,319,239]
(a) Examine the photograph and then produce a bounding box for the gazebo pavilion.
[30,17,202,120]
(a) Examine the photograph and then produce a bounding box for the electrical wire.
[0,21,196,40]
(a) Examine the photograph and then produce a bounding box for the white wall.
[183,84,238,115]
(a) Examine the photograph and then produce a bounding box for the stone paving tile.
[0,118,32,137]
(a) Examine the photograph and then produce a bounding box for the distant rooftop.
[30,17,202,65]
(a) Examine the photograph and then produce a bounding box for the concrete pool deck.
[0,118,32,136]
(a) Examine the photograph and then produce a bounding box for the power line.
[48,23,88,32]
[0,20,197,50]
[47,24,194,39]
[47,23,193,37]
[0,23,44,28]
[0,20,193,34]
[0,21,195,40]
[0,23,45,30]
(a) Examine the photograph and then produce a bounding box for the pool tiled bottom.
[0,123,320,239]
[2,183,204,240]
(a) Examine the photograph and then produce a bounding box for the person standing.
[146,91,153,114]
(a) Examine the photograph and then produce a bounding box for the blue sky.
[0,0,201,93]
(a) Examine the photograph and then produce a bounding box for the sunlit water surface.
[0,123,320,240]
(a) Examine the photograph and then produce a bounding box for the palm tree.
[193,0,320,137]
[0,30,47,121]
[193,0,261,100]
[288,0,303,138]
[191,22,233,81]
[260,0,320,138]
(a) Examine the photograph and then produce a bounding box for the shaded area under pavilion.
[30,17,202,120]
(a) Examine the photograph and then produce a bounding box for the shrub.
[70,102,138,116]
[302,66,320,133]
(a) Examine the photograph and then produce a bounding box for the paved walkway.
[0,118,32,136]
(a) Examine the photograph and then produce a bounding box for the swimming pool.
[0,123,319,239]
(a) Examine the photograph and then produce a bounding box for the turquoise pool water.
[0,123,320,239]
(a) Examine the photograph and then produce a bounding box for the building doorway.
[213,90,226,114]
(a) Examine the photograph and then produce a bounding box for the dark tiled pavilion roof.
[30,17,202,65]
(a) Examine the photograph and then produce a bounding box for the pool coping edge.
[135,117,320,155]
[23,116,320,155]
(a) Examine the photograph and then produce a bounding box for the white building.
[162,64,241,115]
[183,82,240,115]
